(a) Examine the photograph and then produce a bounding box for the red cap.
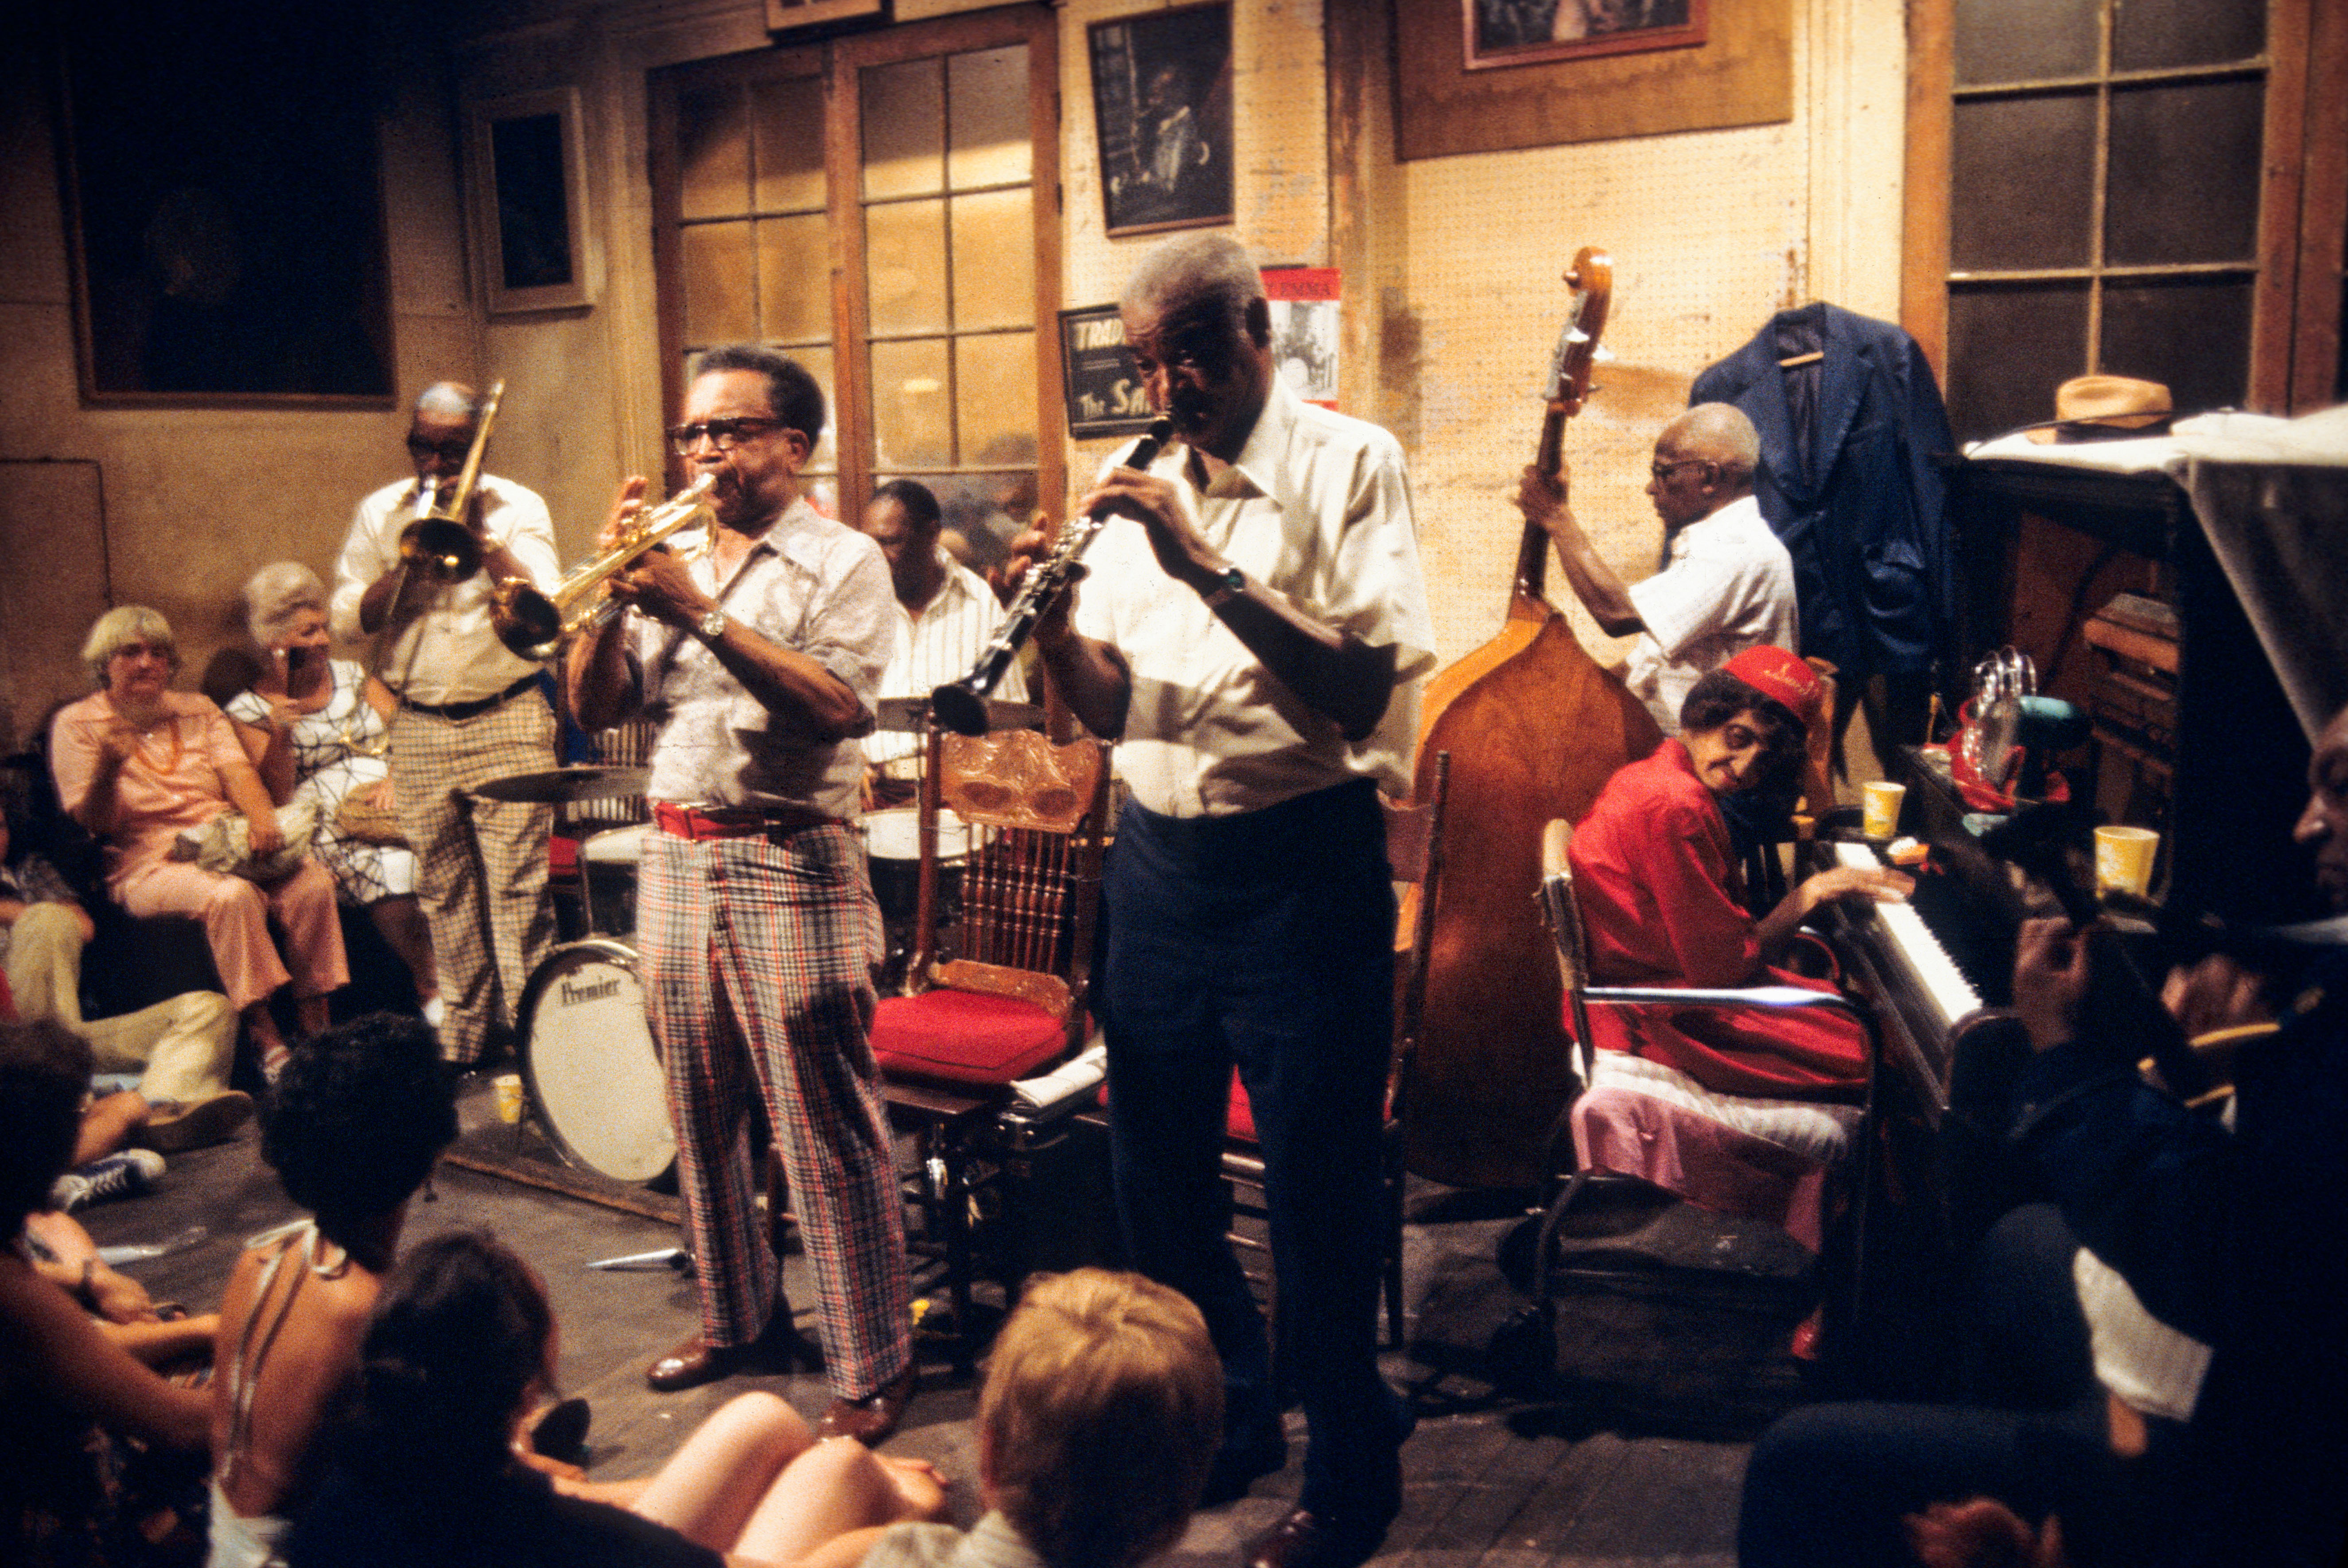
[1720,645,1822,727]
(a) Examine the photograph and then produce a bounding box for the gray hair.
[1121,233,1267,346]
[413,381,479,422]
[1660,403,1762,488]
[244,561,329,646]
[80,605,177,687]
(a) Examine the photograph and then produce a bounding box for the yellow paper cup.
[1861,780,1907,840]
[493,1072,526,1126]
[2095,825,2160,898]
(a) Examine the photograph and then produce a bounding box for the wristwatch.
[1199,563,1246,610]
[696,605,728,640]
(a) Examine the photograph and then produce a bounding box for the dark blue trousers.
[1101,779,1410,1527]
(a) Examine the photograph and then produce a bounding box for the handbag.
[169,798,319,883]
[334,790,409,848]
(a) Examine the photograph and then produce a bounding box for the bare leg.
[75,1090,151,1167]
[294,994,332,1041]
[732,1438,948,1566]
[245,1001,292,1083]
[631,1391,816,1553]
[368,894,439,1005]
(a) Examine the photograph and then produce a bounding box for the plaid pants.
[388,690,555,1064]
[637,822,914,1400]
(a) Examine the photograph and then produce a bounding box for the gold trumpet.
[494,474,719,657]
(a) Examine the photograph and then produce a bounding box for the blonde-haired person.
[227,563,439,1025]
[803,1269,1225,1568]
[48,605,347,1079]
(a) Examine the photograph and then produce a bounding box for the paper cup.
[2095,825,2160,898]
[1861,780,1907,840]
[494,1072,526,1126]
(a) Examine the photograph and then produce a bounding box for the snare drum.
[860,807,970,922]
[518,939,676,1186]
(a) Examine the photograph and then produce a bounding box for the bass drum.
[518,939,676,1186]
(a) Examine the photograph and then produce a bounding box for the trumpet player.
[328,380,560,1067]
[562,346,916,1441]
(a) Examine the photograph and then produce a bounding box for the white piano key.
[1832,840,1984,1027]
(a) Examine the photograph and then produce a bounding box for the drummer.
[856,479,1026,808]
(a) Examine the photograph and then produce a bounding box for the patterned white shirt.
[627,496,894,820]
[865,549,1026,771]
[329,472,562,705]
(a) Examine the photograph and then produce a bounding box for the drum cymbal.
[875,696,1047,733]
[471,766,650,803]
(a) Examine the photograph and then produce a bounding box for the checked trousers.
[637,822,914,1400]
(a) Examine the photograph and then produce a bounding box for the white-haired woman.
[48,606,347,1078]
[228,563,439,1025]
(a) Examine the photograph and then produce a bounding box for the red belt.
[652,802,841,841]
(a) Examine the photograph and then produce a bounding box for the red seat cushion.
[548,834,581,875]
[872,990,1071,1085]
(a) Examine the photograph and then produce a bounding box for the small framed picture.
[1058,305,1158,440]
[1463,0,1706,71]
[469,89,597,314]
[1088,4,1233,238]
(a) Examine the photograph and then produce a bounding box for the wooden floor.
[78,1077,1828,1568]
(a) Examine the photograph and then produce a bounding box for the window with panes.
[651,9,1062,555]
[1905,0,2345,441]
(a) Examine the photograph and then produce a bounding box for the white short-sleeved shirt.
[329,472,563,705]
[1624,493,1800,734]
[626,496,894,820]
[865,549,1026,770]
[1070,378,1436,818]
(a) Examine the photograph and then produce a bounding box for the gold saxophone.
[493,474,719,658]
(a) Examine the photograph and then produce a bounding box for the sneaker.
[50,1150,166,1213]
[139,1091,256,1153]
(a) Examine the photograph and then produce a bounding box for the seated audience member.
[285,1229,946,1568]
[21,1204,218,1365]
[1569,646,1909,1101]
[801,1268,1223,1568]
[48,606,348,1080]
[1738,702,2348,1568]
[0,1017,212,1568]
[2,771,245,1152]
[227,563,439,1025]
[855,478,1026,808]
[209,1012,457,1568]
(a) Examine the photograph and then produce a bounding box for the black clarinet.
[930,417,1174,736]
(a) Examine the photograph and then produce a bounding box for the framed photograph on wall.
[1464,0,1706,70]
[469,89,598,314]
[56,2,393,405]
[1088,4,1233,237]
[1058,305,1157,439]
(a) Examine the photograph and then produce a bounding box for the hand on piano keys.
[1828,839,1986,1033]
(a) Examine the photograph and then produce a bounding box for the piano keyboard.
[1831,840,1985,1029]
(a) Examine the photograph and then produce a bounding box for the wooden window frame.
[1902,0,2347,415]
[648,6,1065,525]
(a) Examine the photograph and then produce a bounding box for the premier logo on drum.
[560,974,625,1006]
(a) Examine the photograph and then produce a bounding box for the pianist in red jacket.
[1568,645,1913,1101]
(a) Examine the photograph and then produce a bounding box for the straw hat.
[2023,375,2174,444]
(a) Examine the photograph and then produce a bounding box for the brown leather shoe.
[646,1334,756,1393]
[1242,1510,1384,1568]
[814,1365,917,1445]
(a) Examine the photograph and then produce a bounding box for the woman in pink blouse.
[49,606,346,1078]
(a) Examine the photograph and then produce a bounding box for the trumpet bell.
[400,517,482,582]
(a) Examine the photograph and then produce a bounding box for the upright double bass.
[1402,249,1664,1190]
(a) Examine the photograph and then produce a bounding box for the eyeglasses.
[667,417,789,455]
[1649,458,1713,483]
[406,434,473,461]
